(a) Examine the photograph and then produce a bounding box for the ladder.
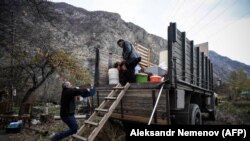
[71,83,130,141]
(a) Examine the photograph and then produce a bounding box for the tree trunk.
[19,70,54,114]
[21,87,36,104]
[19,87,36,115]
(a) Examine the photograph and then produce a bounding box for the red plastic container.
[150,75,161,83]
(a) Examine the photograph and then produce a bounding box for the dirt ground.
[1,101,249,141]
[203,108,236,125]
[0,118,125,141]
[0,119,77,141]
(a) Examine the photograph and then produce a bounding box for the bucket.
[108,68,119,85]
[135,73,148,83]
[150,75,161,83]
[6,120,22,133]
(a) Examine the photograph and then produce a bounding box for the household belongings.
[144,66,167,76]
[135,73,148,83]
[6,120,23,133]
[150,75,162,83]
[108,68,119,85]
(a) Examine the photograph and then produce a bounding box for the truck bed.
[93,82,170,125]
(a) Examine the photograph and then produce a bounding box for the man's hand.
[89,87,96,96]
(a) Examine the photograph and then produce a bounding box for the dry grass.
[217,100,250,124]
[5,118,126,141]
[96,120,125,141]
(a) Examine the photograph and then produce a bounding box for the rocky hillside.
[53,2,167,63]
[53,2,250,81]
[209,51,250,80]
[2,2,250,103]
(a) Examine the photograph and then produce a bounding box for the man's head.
[62,81,72,89]
[117,39,124,47]
[114,61,121,68]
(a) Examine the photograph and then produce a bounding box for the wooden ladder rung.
[113,87,124,90]
[72,83,130,141]
[72,134,88,141]
[104,97,116,100]
[84,120,99,126]
[95,108,109,112]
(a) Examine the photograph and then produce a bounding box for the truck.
[71,22,217,140]
[93,23,216,125]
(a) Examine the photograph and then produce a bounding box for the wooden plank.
[87,83,130,141]
[54,115,86,120]
[196,47,200,86]
[84,120,99,126]
[134,43,151,67]
[134,43,150,51]
[182,32,186,81]
[111,113,168,125]
[174,42,183,50]
[140,62,149,67]
[112,110,167,120]
[95,108,109,112]
[135,49,149,57]
[175,39,183,48]
[174,48,183,56]
[201,53,205,88]
[137,49,150,56]
[113,87,124,90]
[139,60,149,64]
[105,97,117,100]
[114,100,167,109]
[72,134,87,141]
[148,49,151,66]
[95,91,166,98]
[140,55,150,61]
[177,29,182,38]
[136,47,150,55]
[140,59,150,64]
[93,100,167,114]
[76,84,121,136]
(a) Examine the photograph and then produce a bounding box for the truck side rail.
[167,22,213,92]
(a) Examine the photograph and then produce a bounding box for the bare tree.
[0,0,91,108]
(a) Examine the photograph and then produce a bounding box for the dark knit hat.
[117,39,124,45]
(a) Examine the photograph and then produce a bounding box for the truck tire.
[189,104,202,125]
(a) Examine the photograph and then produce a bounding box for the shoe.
[50,137,57,141]
[49,132,57,141]
[51,138,58,141]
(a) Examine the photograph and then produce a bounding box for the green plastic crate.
[135,73,148,83]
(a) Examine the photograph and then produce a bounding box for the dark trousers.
[126,66,135,83]
[125,58,140,84]
[52,115,78,140]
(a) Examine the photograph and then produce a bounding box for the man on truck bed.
[117,39,141,84]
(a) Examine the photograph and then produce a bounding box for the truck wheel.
[189,104,202,125]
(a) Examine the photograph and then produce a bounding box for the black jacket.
[122,41,141,64]
[60,88,89,117]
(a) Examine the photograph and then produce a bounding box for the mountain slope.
[53,2,167,63]
[2,1,250,103]
[50,2,250,81]
[209,51,250,80]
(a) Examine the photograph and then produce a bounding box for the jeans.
[52,115,78,141]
